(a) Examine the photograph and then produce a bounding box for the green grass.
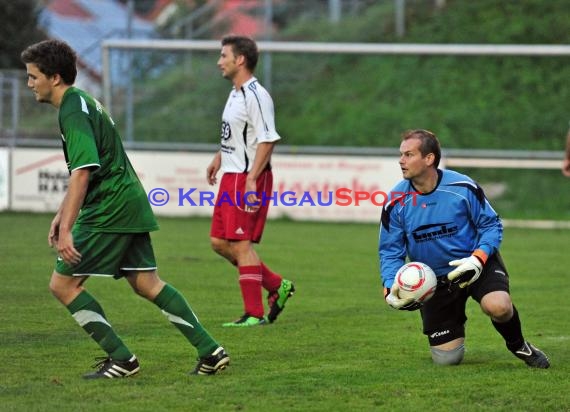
[1,212,569,411]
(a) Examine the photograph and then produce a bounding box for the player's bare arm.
[48,208,62,247]
[207,151,222,185]
[57,168,91,265]
[245,142,275,210]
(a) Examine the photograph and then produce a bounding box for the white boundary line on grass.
[502,219,570,230]
[445,158,561,170]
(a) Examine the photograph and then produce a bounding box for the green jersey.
[58,87,158,233]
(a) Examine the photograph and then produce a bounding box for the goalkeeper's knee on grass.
[430,344,465,365]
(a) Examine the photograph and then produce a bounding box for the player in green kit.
[21,39,229,378]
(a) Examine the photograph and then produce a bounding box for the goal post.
[101,39,570,114]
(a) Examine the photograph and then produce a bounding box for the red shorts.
[210,169,273,243]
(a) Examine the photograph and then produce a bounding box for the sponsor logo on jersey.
[421,201,437,208]
[235,227,244,235]
[429,329,450,339]
[221,121,231,141]
[220,143,235,154]
[412,222,458,243]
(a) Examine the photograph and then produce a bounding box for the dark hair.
[221,35,259,72]
[401,129,441,168]
[21,40,77,85]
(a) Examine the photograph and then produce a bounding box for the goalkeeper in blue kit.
[379,129,550,368]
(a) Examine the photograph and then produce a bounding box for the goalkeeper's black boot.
[513,341,550,369]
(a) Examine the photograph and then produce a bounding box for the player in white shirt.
[207,35,295,327]
[219,77,280,172]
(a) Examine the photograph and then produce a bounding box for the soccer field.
[1,212,569,412]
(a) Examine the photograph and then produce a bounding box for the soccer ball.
[395,262,437,303]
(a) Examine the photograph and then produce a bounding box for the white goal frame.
[101,39,570,113]
[101,39,569,169]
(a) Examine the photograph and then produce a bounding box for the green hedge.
[126,0,570,150]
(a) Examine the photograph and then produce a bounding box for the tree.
[0,0,46,69]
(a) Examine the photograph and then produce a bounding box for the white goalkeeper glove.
[447,255,483,288]
[385,283,422,311]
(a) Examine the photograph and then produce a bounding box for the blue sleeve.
[468,183,503,257]
[378,204,407,289]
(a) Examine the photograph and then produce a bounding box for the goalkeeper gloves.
[384,284,422,311]
[447,255,484,288]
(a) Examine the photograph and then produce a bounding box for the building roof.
[141,0,267,38]
[216,1,265,37]
[39,0,155,79]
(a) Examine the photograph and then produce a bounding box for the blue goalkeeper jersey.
[378,169,502,289]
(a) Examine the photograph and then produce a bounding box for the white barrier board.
[11,148,67,212]
[269,155,402,223]
[128,151,215,217]
[0,148,9,210]
[10,148,404,223]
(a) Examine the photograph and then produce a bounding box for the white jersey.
[219,77,281,173]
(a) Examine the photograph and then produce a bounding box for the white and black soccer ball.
[395,262,437,303]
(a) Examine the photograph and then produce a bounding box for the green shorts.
[54,231,157,278]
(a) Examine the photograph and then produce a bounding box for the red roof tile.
[47,0,92,19]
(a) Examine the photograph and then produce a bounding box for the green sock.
[153,284,219,358]
[67,290,133,361]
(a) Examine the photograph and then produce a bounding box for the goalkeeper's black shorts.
[420,252,510,346]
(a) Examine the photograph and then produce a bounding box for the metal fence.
[0,71,20,139]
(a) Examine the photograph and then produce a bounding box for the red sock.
[238,265,264,318]
[260,261,282,292]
